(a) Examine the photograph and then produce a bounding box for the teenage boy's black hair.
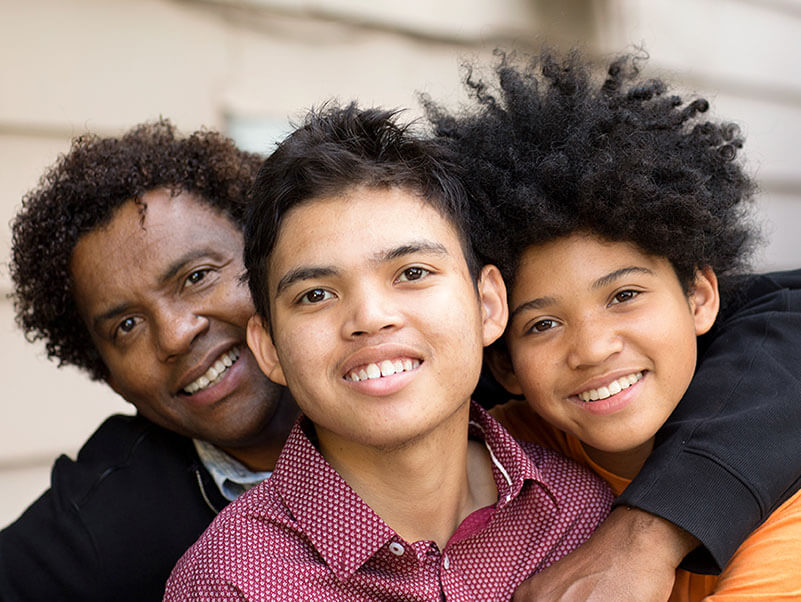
[244,102,478,320]
[10,118,262,381]
[425,50,759,292]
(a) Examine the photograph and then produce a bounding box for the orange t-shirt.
[492,399,801,601]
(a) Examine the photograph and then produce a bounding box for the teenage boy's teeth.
[578,372,643,402]
[347,359,421,382]
[183,347,241,394]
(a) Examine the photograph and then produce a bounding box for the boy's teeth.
[183,347,241,394]
[578,371,643,402]
[346,359,421,382]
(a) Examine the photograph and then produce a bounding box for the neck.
[582,437,655,480]
[318,402,498,549]
[219,394,300,472]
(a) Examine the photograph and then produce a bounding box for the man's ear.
[485,345,523,396]
[246,314,287,386]
[477,264,509,347]
[689,266,720,336]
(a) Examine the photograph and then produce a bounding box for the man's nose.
[154,305,209,361]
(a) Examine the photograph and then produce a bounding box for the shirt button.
[388,542,405,556]
[443,554,450,569]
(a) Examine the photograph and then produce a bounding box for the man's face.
[71,189,286,452]
[499,233,718,471]
[248,186,506,453]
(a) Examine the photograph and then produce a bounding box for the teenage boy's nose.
[154,305,209,361]
[565,318,623,370]
[344,288,402,338]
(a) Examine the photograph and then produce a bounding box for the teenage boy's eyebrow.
[274,241,449,296]
[592,266,654,290]
[509,265,655,321]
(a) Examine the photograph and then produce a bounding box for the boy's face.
[496,233,718,462]
[248,186,506,452]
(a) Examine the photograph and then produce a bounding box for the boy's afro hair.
[10,118,262,381]
[425,50,759,291]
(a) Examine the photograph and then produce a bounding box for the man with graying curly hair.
[1,119,297,601]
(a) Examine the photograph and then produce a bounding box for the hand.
[513,506,698,601]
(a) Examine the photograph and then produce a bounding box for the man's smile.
[182,346,242,395]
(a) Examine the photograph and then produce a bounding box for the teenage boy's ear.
[485,344,524,396]
[246,314,288,386]
[690,266,720,336]
[477,264,509,347]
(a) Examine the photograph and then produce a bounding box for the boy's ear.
[485,345,523,396]
[246,314,287,386]
[689,266,720,336]
[477,264,509,347]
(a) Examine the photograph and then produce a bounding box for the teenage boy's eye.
[611,290,639,305]
[397,267,430,282]
[529,319,558,333]
[299,288,333,304]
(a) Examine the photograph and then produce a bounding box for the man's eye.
[397,267,430,282]
[116,317,139,336]
[186,269,209,286]
[299,289,333,304]
[611,290,639,305]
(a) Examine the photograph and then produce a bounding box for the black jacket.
[0,415,228,601]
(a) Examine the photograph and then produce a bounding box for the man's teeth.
[183,347,241,394]
[578,371,643,402]
[346,358,420,382]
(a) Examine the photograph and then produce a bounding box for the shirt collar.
[193,439,272,502]
[271,401,549,581]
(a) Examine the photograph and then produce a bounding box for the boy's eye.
[397,267,430,282]
[611,290,639,305]
[299,288,333,304]
[529,318,558,333]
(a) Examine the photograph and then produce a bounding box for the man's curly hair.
[425,50,759,292]
[10,118,262,381]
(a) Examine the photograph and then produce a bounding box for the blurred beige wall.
[2,0,800,526]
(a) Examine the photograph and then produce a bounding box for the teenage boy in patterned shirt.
[165,103,613,601]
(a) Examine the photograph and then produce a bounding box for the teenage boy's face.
[495,233,718,462]
[71,189,287,452]
[248,186,506,452]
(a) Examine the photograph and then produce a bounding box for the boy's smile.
[497,233,718,476]
[248,186,506,454]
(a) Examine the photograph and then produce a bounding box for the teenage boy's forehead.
[265,189,467,290]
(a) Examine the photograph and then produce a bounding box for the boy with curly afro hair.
[2,119,297,601]
[428,50,801,600]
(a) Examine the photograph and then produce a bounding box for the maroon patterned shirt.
[165,403,612,601]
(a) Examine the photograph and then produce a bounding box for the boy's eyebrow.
[274,240,449,296]
[592,266,654,290]
[509,265,655,321]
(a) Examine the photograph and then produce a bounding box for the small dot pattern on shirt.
[165,402,613,601]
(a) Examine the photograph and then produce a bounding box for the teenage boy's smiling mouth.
[181,346,242,396]
[574,371,644,403]
[344,357,421,382]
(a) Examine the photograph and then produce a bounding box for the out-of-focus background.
[2,0,800,525]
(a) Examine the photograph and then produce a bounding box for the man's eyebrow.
[509,266,655,321]
[275,267,339,296]
[157,248,222,286]
[93,303,132,331]
[592,266,654,290]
